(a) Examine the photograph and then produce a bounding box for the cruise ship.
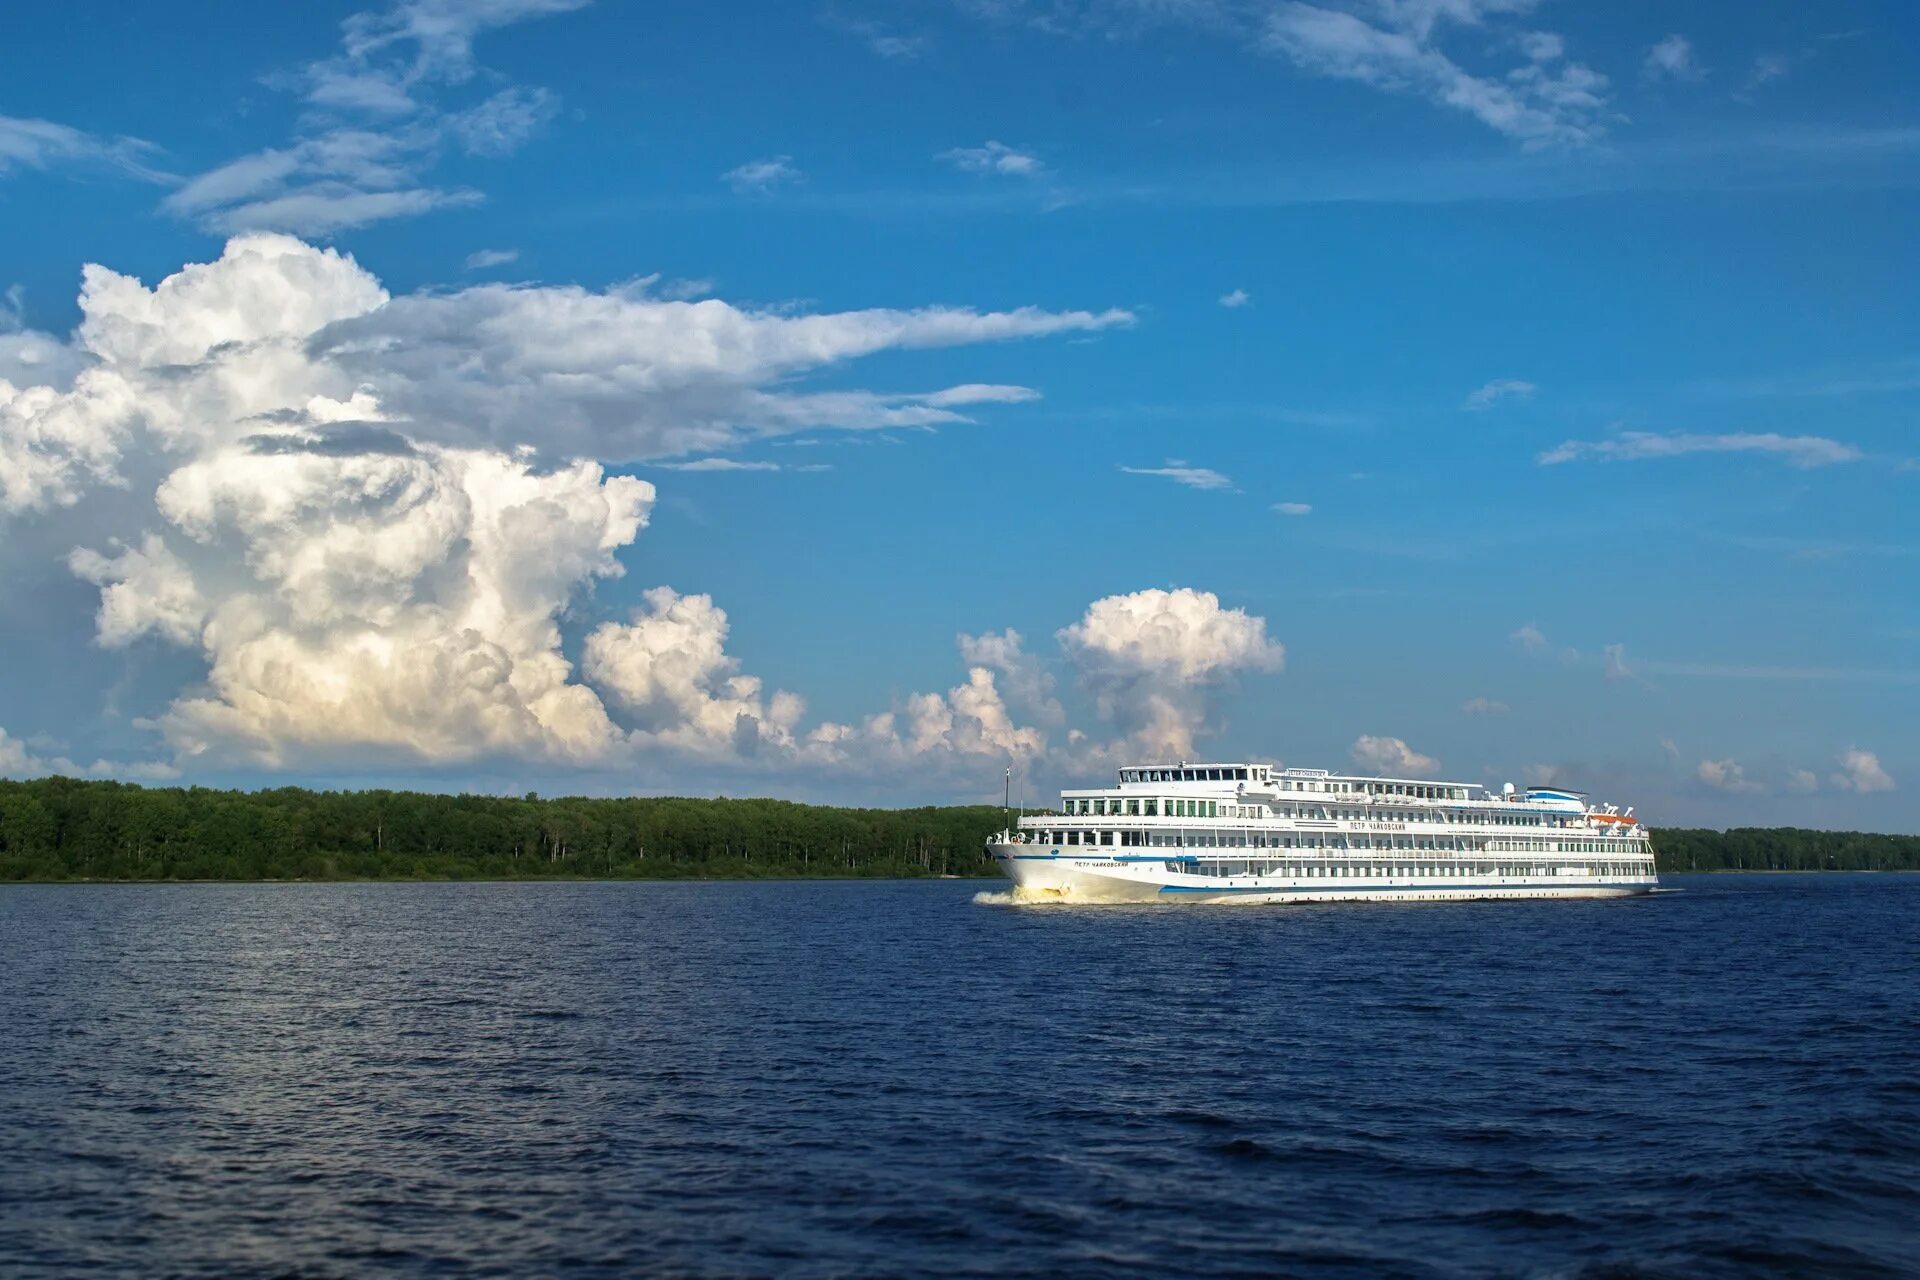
[988,762,1657,904]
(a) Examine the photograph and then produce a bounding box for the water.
[2,875,1917,1278]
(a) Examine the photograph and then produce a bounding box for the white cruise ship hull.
[991,846,1656,905]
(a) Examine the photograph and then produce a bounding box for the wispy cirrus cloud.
[1120,461,1236,491]
[463,247,519,270]
[0,114,172,183]
[160,0,577,235]
[1260,1,1611,148]
[1538,430,1863,468]
[1463,377,1535,410]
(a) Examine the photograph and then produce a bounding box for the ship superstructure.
[988,762,1657,903]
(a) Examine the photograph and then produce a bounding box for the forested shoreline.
[1,777,1917,882]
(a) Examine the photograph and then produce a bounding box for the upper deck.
[1061,762,1596,816]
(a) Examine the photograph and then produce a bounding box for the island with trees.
[1,777,1916,882]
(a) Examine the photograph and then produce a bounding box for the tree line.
[0,777,1916,881]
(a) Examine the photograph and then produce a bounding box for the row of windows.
[1120,767,1252,783]
[1176,861,1648,880]
[1063,797,1574,828]
[1109,768,1482,802]
[1040,829,1646,853]
[1066,797,1220,818]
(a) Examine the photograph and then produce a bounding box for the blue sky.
[1,0,1915,829]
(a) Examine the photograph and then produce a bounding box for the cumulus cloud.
[957,628,1065,727]
[0,231,1125,509]
[0,234,1128,776]
[1461,696,1508,715]
[1786,767,1819,794]
[1538,431,1863,468]
[1120,461,1236,491]
[723,156,801,192]
[0,724,180,782]
[939,141,1044,177]
[1260,1,1609,148]
[1463,377,1535,410]
[1696,758,1760,793]
[584,588,805,757]
[67,534,207,649]
[1831,748,1895,793]
[1058,588,1284,758]
[1350,735,1440,777]
[1218,288,1251,308]
[1510,622,1547,652]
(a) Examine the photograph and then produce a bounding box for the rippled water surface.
[3,875,1918,1277]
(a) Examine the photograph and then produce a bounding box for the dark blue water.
[2,875,1917,1278]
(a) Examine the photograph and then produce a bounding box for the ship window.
[1126,799,1140,816]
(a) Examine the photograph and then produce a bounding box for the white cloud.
[917,383,1043,407]
[1696,758,1760,793]
[0,234,1127,775]
[723,156,801,192]
[68,534,207,649]
[1461,696,1508,715]
[0,115,170,183]
[1218,288,1251,308]
[1786,767,1819,794]
[1603,642,1634,684]
[957,628,1065,728]
[1831,747,1895,793]
[1462,377,1535,410]
[1272,501,1312,516]
[939,141,1045,177]
[1539,431,1863,468]
[583,587,805,757]
[1741,53,1790,98]
[1350,735,1440,778]
[0,723,181,783]
[1521,762,1566,788]
[651,458,785,472]
[1058,588,1284,758]
[1260,2,1609,148]
[1120,461,1235,491]
[464,247,519,270]
[1510,622,1547,652]
[164,2,577,234]
[1643,34,1701,82]
[823,13,930,60]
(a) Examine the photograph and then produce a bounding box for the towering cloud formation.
[0,235,1165,780]
[1057,588,1285,758]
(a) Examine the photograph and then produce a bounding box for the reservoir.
[2,874,1916,1276]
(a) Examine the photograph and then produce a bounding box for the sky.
[1,0,1916,830]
